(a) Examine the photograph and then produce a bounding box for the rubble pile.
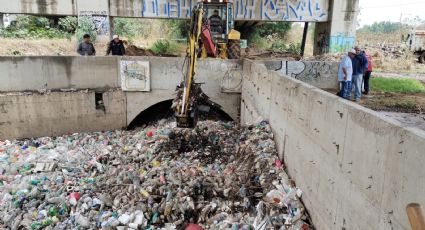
[0,120,311,229]
[304,53,342,62]
[125,45,177,57]
[366,44,409,59]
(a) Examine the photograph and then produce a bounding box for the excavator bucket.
[175,113,198,128]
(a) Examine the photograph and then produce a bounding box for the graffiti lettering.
[273,61,336,82]
[79,10,108,16]
[329,34,355,53]
[132,0,328,21]
[292,62,333,81]
[79,11,110,36]
[142,0,192,18]
[120,61,151,92]
[235,0,327,21]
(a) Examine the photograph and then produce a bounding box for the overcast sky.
[358,0,425,26]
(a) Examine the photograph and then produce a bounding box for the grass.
[371,77,425,93]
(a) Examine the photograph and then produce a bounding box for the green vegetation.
[0,15,76,39]
[76,16,97,43]
[151,40,178,54]
[58,16,78,33]
[371,77,425,93]
[113,18,152,40]
[357,21,408,34]
[161,20,187,39]
[240,22,292,49]
[271,42,302,55]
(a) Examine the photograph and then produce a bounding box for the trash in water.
[0,119,312,229]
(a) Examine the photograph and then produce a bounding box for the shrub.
[271,41,301,55]
[113,18,152,39]
[59,16,78,33]
[0,15,71,39]
[161,20,187,39]
[151,40,178,54]
[76,16,97,43]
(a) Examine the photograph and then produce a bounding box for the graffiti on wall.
[270,61,336,82]
[234,0,328,21]
[329,34,355,53]
[120,61,150,92]
[79,11,110,36]
[141,0,193,18]
[130,0,328,21]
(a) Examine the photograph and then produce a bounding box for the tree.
[76,16,97,43]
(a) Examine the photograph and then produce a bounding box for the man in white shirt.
[338,49,355,99]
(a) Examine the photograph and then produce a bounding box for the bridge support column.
[313,0,359,55]
[0,13,4,28]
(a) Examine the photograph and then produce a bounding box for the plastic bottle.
[30,221,42,230]
[30,179,40,186]
[48,206,58,216]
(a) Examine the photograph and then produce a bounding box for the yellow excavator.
[173,0,240,128]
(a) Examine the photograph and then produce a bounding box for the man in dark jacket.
[77,34,96,56]
[350,46,368,102]
[209,10,223,34]
[106,35,125,56]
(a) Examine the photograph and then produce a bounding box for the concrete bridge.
[0,55,424,230]
[0,0,359,54]
[0,56,244,138]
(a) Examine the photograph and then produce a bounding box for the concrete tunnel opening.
[127,99,234,130]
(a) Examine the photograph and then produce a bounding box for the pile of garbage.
[0,120,311,229]
[125,45,177,57]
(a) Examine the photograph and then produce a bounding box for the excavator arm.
[173,4,206,128]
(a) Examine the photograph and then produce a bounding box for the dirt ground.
[360,92,425,113]
[325,89,425,131]
[0,38,109,56]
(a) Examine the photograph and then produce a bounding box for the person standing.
[209,10,223,34]
[106,35,126,56]
[338,49,355,99]
[363,50,373,95]
[77,34,96,56]
[351,46,368,102]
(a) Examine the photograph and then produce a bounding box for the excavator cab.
[173,1,239,128]
[198,0,241,59]
[201,0,234,41]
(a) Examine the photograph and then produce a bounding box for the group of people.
[338,46,373,102]
[77,34,126,56]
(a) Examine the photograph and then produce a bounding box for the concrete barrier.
[241,60,425,230]
[0,56,120,92]
[0,90,126,140]
[0,56,242,139]
[263,60,339,90]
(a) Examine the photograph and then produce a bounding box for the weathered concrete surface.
[122,57,242,124]
[0,56,120,92]
[110,0,329,21]
[241,60,425,230]
[0,56,241,139]
[263,60,339,89]
[0,91,126,140]
[0,0,329,22]
[0,0,77,16]
[314,0,359,54]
